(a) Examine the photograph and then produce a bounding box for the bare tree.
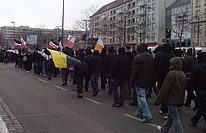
[170,2,191,48]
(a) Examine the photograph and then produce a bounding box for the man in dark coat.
[155,57,187,133]
[111,47,130,107]
[105,46,116,95]
[89,50,103,96]
[130,43,154,123]
[154,44,174,117]
[190,52,206,131]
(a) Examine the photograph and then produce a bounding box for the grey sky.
[0,0,112,29]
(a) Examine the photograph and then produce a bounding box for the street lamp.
[61,0,65,46]
[56,26,61,41]
[11,21,15,40]
[83,19,89,48]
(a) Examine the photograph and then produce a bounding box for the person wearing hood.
[155,57,187,133]
[190,52,206,132]
[130,43,155,123]
[111,47,130,107]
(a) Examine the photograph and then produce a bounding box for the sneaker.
[77,93,83,98]
[134,113,144,119]
[93,90,99,96]
[157,126,163,133]
[163,115,168,119]
[143,117,153,123]
[112,103,121,107]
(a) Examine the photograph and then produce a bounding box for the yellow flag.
[47,49,67,68]
[94,38,104,53]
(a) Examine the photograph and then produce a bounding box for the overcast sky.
[0,0,112,29]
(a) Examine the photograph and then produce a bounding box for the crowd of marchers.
[1,44,206,133]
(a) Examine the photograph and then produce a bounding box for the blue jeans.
[113,78,127,105]
[161,105,183,133]
[135,86,152,118]
[91,73,100,93]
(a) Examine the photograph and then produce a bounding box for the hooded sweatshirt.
[154,57,187,107]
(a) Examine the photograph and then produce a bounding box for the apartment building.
[0,26,84,48]
[90,0,175,47]
[191,0,206,47]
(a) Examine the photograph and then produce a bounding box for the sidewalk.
[0,97,25,133]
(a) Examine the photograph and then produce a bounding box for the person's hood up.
[169,57,182,70]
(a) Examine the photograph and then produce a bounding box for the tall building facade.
[90,0,176,47]
[0,26,85,49]
[191,0,206,47]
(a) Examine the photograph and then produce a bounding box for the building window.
[152,13,156,21]
[152,3,156,11]
[196,10,200,16]
[196,0,200,7]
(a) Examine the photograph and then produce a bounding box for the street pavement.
[0,63,205,133]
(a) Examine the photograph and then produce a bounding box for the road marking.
[39,79,47,83]
[0,116,9,133]
[54,85,67,91]
[83,97,100,105]
[123,114,157,128]
[28,74,34,78]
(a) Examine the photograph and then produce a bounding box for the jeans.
[113,78,127,105]
[161,105,183,133]
[91,73,100,93]
[135,85,152,118]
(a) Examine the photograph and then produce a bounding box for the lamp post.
[61,0,65,46]
[11,21,15,40]
[83,19,89,48]
[56,26,61,41]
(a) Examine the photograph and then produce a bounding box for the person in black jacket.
[111,47,130,107]
[105,46,116,95]
[190,52,206,131]
[130,43,155,123]
[183,48,198,109]
[84,47,93,92]
[89,50,103,96]
[75,49,87,98]
[154,44,174,118]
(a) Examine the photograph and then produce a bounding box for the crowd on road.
[1,43,206,133]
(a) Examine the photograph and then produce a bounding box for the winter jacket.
[90,55,103,74]
[191,62,206,91]
[112,55,131,80]
[154,57,187,107]
[130,51,154,88]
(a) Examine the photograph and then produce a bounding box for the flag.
[37,49,52,60]
[94,38,104,53]
[47,49,67,68]
[20,37,28,49]
[7,49,19,54]
[66,35,75,48]
[48,41,59,49]
[13,40,21,49]
[59,41,63,51]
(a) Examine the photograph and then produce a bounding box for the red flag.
[48,41,59,49]
[13,41,21,49]
[21,37,28,49]
[66,35,75,48]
